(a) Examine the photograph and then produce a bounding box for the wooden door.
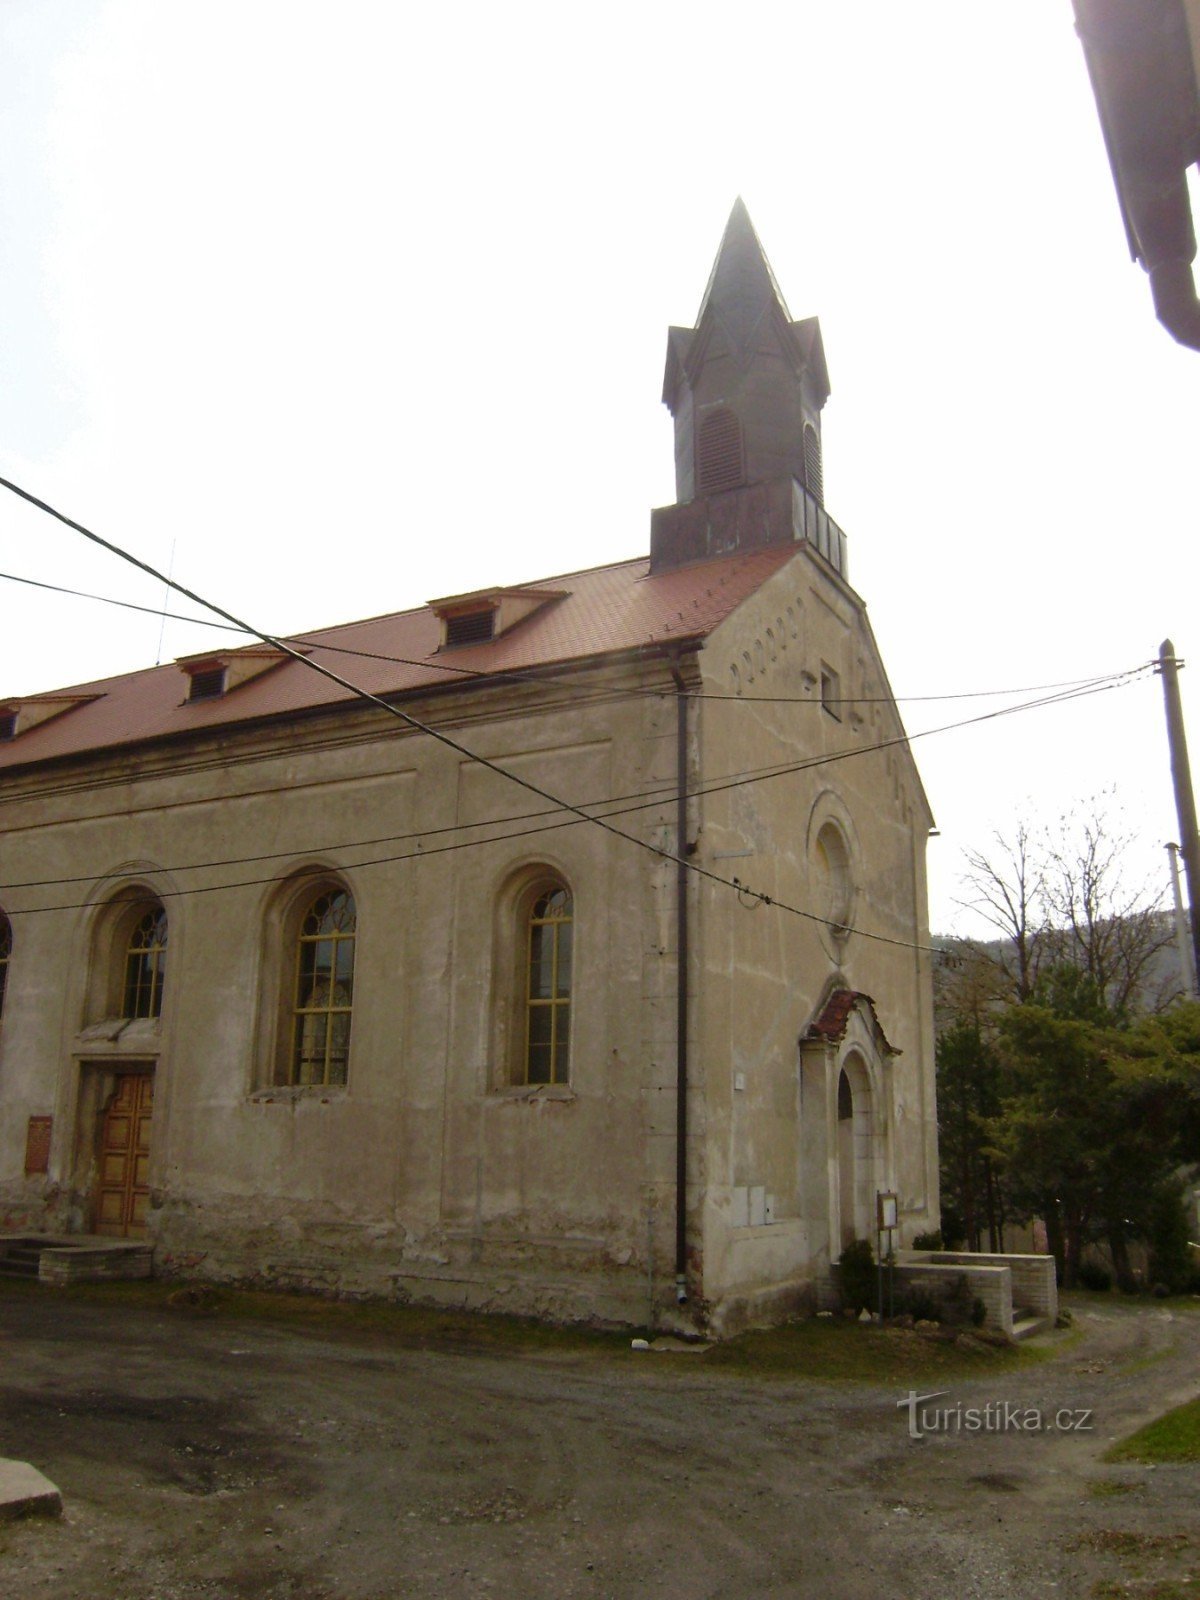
[96,1073,153,1237]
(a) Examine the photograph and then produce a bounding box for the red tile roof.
[804,988,898,1054]
[0,546,798,772]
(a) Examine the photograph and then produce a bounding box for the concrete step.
[0,1458,62,1520]
[0,1247,42,1278]
[1012,1309,1052,1340]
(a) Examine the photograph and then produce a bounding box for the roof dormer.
[176,645,294,704]
[429,585,567,651]
[0,693,102,740]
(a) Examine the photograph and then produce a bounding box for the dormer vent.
[176,646,294,703]
[0,693,102,740]
[187,666,227,701]
[429,585,568,651]
[445,609,497,648]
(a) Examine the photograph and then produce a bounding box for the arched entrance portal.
[836,1054,873,1250]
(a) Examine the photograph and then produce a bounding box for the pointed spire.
[653,202,832,562]
[695,197,792,347]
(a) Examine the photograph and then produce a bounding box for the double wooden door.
[96,1072,154,1237]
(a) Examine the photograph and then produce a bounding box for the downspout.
[1148,256,1200,352]
[670,660,690,1304]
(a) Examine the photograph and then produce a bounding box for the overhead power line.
[0,473,1152,953]
[0,664,1147,895]
[0,565,1137,706]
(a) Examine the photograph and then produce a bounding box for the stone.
[0,1458,62,1520]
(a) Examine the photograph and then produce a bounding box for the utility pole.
[1157,640,1200,993]
[1166,843,1198,998]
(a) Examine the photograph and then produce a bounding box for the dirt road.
[1,1286,1196,1599]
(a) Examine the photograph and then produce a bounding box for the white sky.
[2,0,1198,939]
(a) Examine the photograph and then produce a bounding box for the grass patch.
[1073,1530,1191,1557]
[1105,1398,1200,1464]
[1091,1582,1200,1599]
[1087,1478,1143,1498]
[1,1276,639,1359]
[700,1317,1040,1384]
[0,1281,1050,1383]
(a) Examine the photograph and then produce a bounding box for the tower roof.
[695,196,793,333]
[662,200,829,413]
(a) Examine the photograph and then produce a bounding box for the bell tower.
[651,201,842,574]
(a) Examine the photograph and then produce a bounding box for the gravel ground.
[0,1286,1196,1599]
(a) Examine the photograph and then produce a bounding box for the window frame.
[494,868,577,1092]
[122,905,168,1020]
[277,881,357,1089]
[523,884,573,1086]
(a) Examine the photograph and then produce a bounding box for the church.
[0,203,939,1332]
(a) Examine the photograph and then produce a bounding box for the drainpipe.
[1148,256,1200,353]
[670,661,690,1304]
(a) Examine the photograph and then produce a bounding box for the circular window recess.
[814,820,854,946]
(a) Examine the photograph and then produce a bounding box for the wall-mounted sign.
[24,1116,52,1175]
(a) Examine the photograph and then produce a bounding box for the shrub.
[1078,1261,1113,1292]
[912,1230,943,1251]
[1147,1179,1194,1295]
[939,1205,966,1250]
[838,1238,876,1314]
[898,1287,942,1323]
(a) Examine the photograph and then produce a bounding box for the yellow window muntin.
[291,889,355,1086]
[123,907,167,1019]
[525,887,572,1085]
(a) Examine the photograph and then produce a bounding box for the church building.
[0,204,939,1332]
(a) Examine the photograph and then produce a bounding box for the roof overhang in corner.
[1074,0,1200,349]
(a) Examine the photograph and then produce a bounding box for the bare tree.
[952,799,1178,1017]
[955,821,1050,1004]
[1042,802,1177,1016]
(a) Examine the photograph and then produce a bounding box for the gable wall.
[693,549,938,1325]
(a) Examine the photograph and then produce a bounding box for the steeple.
[652,202,841,574]
[694,197,794,349]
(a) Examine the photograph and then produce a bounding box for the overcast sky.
[2,0,1198,938]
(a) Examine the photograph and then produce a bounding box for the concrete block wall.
[892,1260,1014,1336]
[926,1252,1057,1324]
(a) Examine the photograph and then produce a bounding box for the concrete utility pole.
[1166,843,1199,999]
[1158,640,1200,994]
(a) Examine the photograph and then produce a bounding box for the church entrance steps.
[0,1233,153,1286]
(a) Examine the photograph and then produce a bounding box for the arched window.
[524,885,572,1085]
[813,819,853,945]
[290,888,356,1086]
[802,422,823,504]
[696,407,745,494]
[837,1068,853,1121]
[123,906,168,1019]
[0,910,11,1020]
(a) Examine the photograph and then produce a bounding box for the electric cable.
[0,565,1137,706]
[0,664,1147,891]
[0,474,1154,954]
[1,665,1149,943]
